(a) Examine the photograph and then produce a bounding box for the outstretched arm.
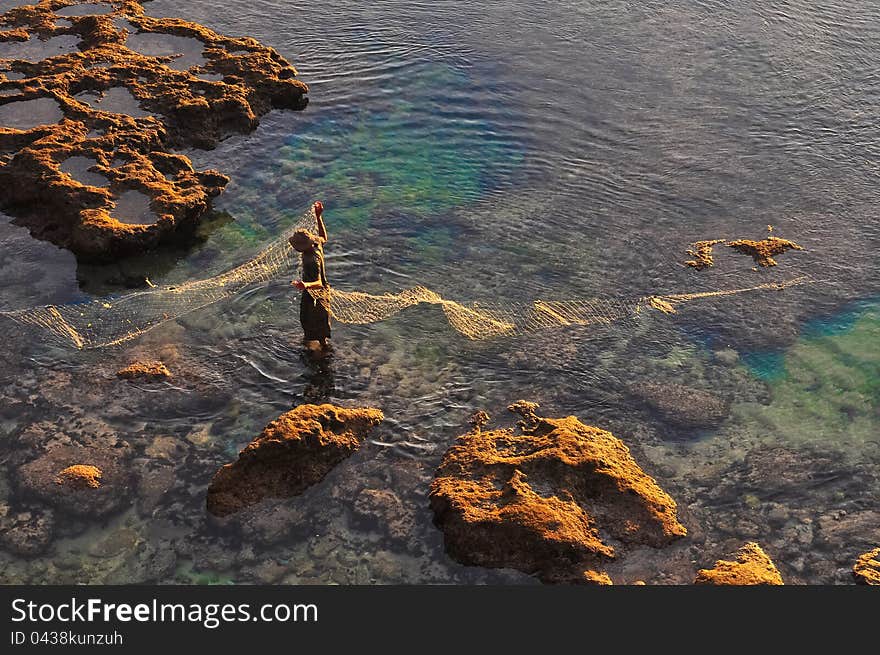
[314,201,327,242]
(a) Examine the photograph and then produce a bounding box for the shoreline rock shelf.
[429,401,687,584]
[0,0,308,260]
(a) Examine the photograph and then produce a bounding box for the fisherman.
[290,201,331,355]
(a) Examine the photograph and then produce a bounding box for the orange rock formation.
[55,463,102,489]
[694,542,784,585]
[116,360,171,381]
[0,0,308,259]
[684,239,726,270]
[726,236,805,267]
[207,404,384,517]
[429,401,686,584]
[853,547,880,585]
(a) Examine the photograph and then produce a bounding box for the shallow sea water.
[0,0,878,584]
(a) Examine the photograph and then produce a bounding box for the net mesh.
[0,206,811,350]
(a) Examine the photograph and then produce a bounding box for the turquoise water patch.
[273,62,520,231]
[801,297,878,339]
[741,350,786,382]
[736,301,880,454]
[742,298,880,382]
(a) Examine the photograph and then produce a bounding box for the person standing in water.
[290,201,331,355]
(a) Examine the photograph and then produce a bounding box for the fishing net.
[0,205,811,349]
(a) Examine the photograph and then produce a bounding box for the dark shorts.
[300,292,331,341]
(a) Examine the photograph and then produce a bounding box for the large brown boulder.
[15,445,132,518]
[429,401,686,583]
[694,542,784,585]
[207,404,384,517]
[853,547,880,585]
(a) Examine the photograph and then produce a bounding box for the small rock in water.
[16,445,132,518]
[713,348,740,367]
[116,360,172,381]
[853,547,880,585]
[88,527,141,558]
[628,382,730,431]
[694,542,784,585]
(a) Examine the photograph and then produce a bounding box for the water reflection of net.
[0,205,811,350]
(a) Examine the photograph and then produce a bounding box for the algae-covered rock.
[853,547,880,585]
[694,542,784,585]
[15,445,132,518]
[206,404,384,517]
[726,236,804,267]
[430,401,686,584]
[116,361,172,381]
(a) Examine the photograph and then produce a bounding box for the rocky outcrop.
[694,542,784,585]
[15,444,132,517]
[206,404,384,517]
[684,239,726,270]
[0,0,308,260]
[853,547,880,585]
[726,236,804,267]
[629,382,730,430]
[429,402,687,584]
[116,360,172,381]
[683,228,804,269]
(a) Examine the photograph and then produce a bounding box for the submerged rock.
[0,1,308,260]
[0,503,54,557]
[853,547,880,585]
[352,488,418,547]
[116,360,172,381]
[694,542,784,585]
[429,401,686,584]
[629,382,730,431]
[206,404,384,517]
[15,445,132,518]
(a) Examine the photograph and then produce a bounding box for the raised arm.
[314,201,327,242]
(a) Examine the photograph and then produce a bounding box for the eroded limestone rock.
[430,401,686,583]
